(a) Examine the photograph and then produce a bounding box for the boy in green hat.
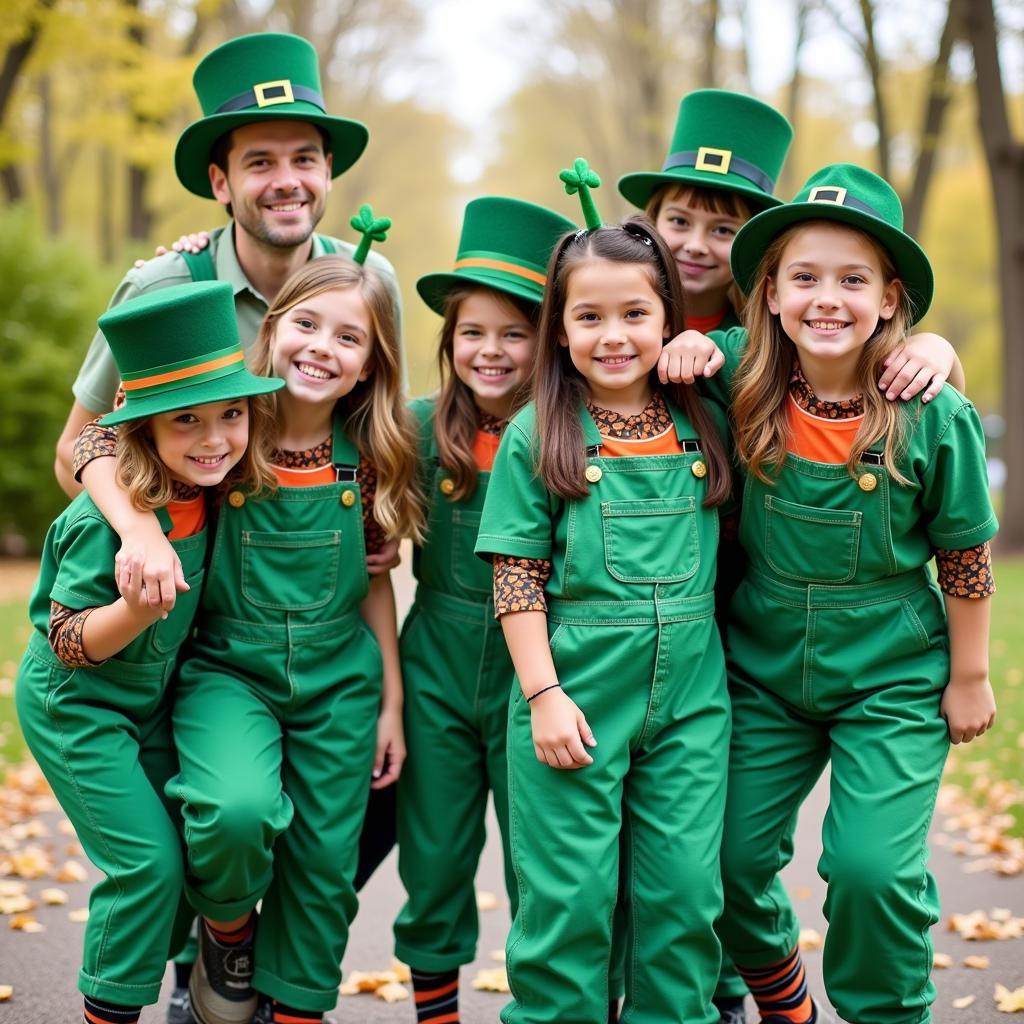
[16,281,282,1024]
[56,32,401,504]
[692,163,997,1024]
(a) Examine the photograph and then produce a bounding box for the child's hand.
[367,538,401,575]
[115,529,187,613]
[529,686,596,769]
[118,565,174,625]
[133,231,210,268]
[878,333,954,402]
[658,330,725,385]
[372,703,406,788]
[941,676,996,744]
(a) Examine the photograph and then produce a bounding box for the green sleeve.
[475,414,555,561]
[699,325,747,410]
[918,396,998,550]
[47,504,122,611]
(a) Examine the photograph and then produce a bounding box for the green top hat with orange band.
[618,89,793,212]
[730,163,934,321]
[99,282,284,426]
[417,197,577,314]
[175,33,369,199]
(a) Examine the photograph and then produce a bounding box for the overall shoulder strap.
[316,234,338,255]
[181,247,217,282]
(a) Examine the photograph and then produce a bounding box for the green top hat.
[175,33,369,199]
[730,163,934,322]
[99,282,283,426]
[618,89,793,212]
[417,197,577,314]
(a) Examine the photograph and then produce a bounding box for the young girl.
[15,281,280,1024]
[392,196,575,1024]
[476,162,733,1024]
[699,164,997,1024]
[73,222,422,1024]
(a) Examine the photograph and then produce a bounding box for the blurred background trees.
[0,0,1021,550]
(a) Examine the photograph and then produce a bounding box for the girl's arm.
[360,571,406,788]
[940,594,995,744]
[658,330,725,385]
[500,610,596,769]
[879,333,964,401]
[76,568,167,663]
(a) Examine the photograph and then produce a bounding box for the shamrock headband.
[349,204,391,264]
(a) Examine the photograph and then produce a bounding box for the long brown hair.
[733,221,916,485]
[433,285,538,501]
[249,256,425,542]
[646,183,754,316]
[534,216,731,504]
[115,396,279,511]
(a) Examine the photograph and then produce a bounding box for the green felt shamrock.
[350,204,392,265]
[559,157,603,230]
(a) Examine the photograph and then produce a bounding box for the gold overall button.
[439,478,455,496]
[228,491,245,508]
[858,473,878,492]
[691,459,707,479]
[585,464,603,484]
[341,490,357,507]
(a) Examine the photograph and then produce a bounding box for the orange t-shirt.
[685,310,726,334]
[273,464,337,488]
[474,430,502,472]
[785,395,862,464]
[599,429,684,457]
[167,495,206,539]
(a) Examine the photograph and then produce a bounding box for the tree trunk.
[38,74,60,234]
[858,0,890,181]
[960,0,1024,550]
[700,0,719,88]
[780,0,810,198]
[124,0,153,241]
[903,2,958,237]
[98,146,115,265]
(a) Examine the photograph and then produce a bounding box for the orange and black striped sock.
[736,946,816,1023]
[271,1002,321,1023]
[83,996,141,1024]
[205,911,255,946]
[411,967,459,1023]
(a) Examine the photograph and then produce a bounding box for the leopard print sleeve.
[48,601,102,668]
[358,455,386,557]
[493,555,552,616]
[934,542,995,599]
[72,420,119,482]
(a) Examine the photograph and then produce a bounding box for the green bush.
[0,206,111,553]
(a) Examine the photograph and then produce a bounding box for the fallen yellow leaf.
[476,890,498,911]
[68,908,89,923]
[995,983,1024,1012]
[798,928,824,951]
[0,985,12,1001]
[39,888,68,905]
[390,960,411,983]
[9,913,39,931]
[53,860,88,883]
[933,952,954,969]
[0,894,35,916]
[953,995,976,1009]
[964,955,991,969]
[472,968,510,993]
[374,982,409,1003]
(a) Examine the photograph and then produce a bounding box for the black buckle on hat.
[254,79,295,107]
[216,82,325,115]
[809,186,848,205]
[694,147,732,175]
[662,150,774,193]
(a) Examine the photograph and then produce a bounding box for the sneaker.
[716,1004,747,1024]
[188,921,258,1024]
[167,987,199,1024]
[762,1001,834,1024]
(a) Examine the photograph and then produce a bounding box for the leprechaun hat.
[618,89,792,212]
[417,197,577,314]
[99,282,283,426]
[729,163,934,321]
[175,33,368,199]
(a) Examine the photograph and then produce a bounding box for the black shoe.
[167,987,199,1024]
[762,1000,834,1024]
[189,922,257,1024]
[252,997,338,1024]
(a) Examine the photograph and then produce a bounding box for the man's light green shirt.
[72,225,403,413]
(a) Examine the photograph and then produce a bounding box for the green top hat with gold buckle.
[417,197,577,314]
[730,163,934,321]
[618,89,793,212]
[99,282,284,426]
[175,33,369,199]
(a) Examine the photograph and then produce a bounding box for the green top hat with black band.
[618,89,793,212]
[417,197,577,315]
[175,33,369,199]
[99,282,284,426]
[730,163,934,322]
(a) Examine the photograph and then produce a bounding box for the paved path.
[2,550,1021,1021]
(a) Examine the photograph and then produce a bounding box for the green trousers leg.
[16,659,184,1006]
[720,674,949,1024]
[395,604,516,971]
[502,620,728,1024]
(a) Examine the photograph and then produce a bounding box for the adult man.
[55,31,401,497]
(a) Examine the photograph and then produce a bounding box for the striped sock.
[411,968,459,1023]
[736,947,815,1023]
[205,911,255,946]
[83,996,141,1024]
[271,1003,322,1024]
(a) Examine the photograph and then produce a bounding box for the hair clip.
[349,204,392,265]
[559,158,603,230]
[623,225,653,246]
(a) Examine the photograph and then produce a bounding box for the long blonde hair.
[115,396,279,511]
[249,256,425,542]
[733,221,917,485]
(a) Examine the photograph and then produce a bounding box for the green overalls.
[476,398,731,1024]
[394,397,517,972]
[716,381,998,1024]
[16,496,206,1006]
[168,416,383,1012]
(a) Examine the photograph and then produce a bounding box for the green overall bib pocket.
[764,495,861,584]
[152,567,205,653]
[241,529,340,611]
[601,495,699,584]
[449,509,491,597]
